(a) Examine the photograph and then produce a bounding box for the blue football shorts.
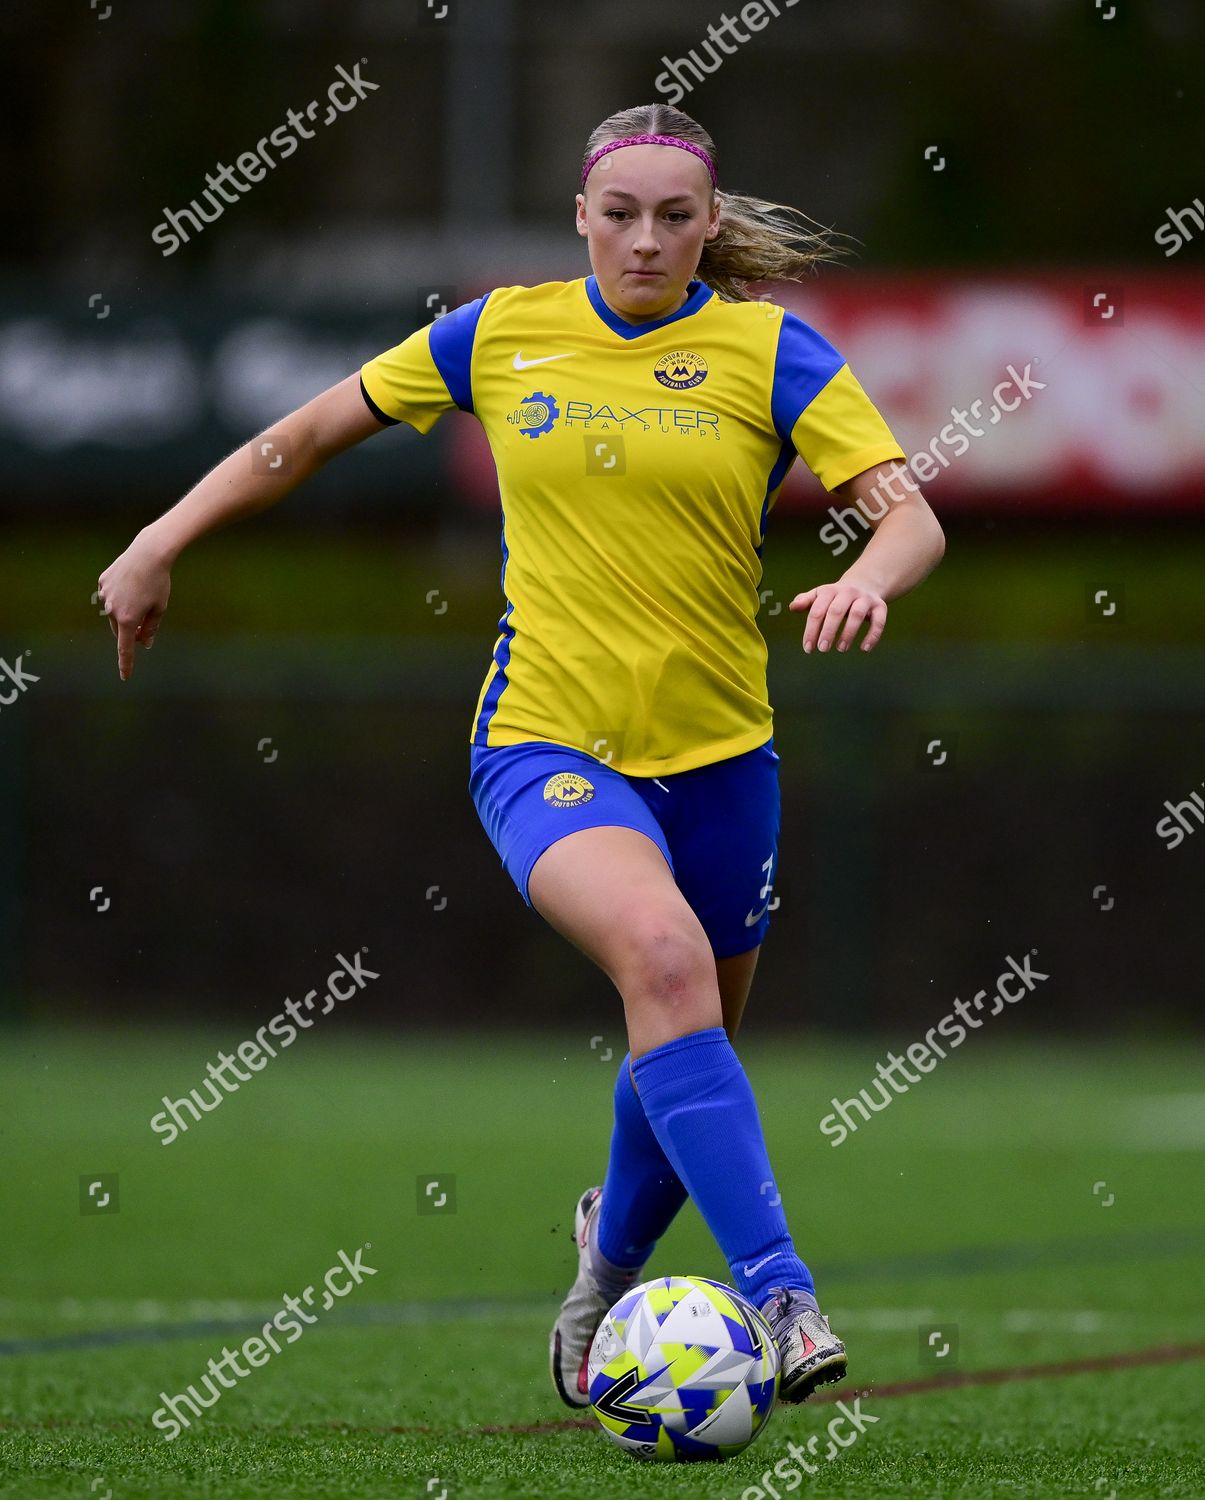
[468,737,781,959]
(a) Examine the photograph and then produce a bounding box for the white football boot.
[549,1186,644,1408]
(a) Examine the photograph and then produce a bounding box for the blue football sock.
[631,1025,817,1311]
[594,1053,690,1272]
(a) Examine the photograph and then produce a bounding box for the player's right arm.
[98,373,386,680]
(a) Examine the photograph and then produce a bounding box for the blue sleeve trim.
[427,293,491,413]
[769,311,846,444]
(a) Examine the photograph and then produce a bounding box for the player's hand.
[96,538,172,681]
[789,579,888,654]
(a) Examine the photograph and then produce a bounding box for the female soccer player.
[99,103,943,1407]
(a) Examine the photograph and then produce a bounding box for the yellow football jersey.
[361,276,903,776]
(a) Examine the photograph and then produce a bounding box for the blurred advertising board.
[0,299,439,507]
[4,277,1202,512]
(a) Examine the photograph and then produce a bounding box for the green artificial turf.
[1,1029,1202,1497]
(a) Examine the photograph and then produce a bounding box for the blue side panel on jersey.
[769,312,846,442]
[755,436,797,558]
[428,293,491,413]
[473,520,515,742]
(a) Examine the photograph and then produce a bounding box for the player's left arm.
[789,462,945,654]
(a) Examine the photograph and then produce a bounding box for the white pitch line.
[0,1299,1112,1334]
[1117,1094,1205,1149]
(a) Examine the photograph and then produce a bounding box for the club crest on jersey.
[507,390,560,439]
[543,771,595,807]
[654,350,708,390]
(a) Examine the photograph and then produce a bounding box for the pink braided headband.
[580,134,718,191]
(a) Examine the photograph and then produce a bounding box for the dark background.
[1,0,1202,1032]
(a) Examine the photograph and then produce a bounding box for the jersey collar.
[584,274,714,340]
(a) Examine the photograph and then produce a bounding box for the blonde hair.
[581,104,847,303]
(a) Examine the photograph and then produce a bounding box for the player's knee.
[616,914,716,1022]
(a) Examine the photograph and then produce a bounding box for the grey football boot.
[761,1285,848,1402]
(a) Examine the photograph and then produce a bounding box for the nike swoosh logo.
[513,352,577,370]
[743,1254,776,1277]
[745,902,770,927]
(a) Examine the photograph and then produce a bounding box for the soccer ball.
[587,1274,780,1462]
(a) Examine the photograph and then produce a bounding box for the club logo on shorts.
[654,350,708,390]
[543,771,595,807]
